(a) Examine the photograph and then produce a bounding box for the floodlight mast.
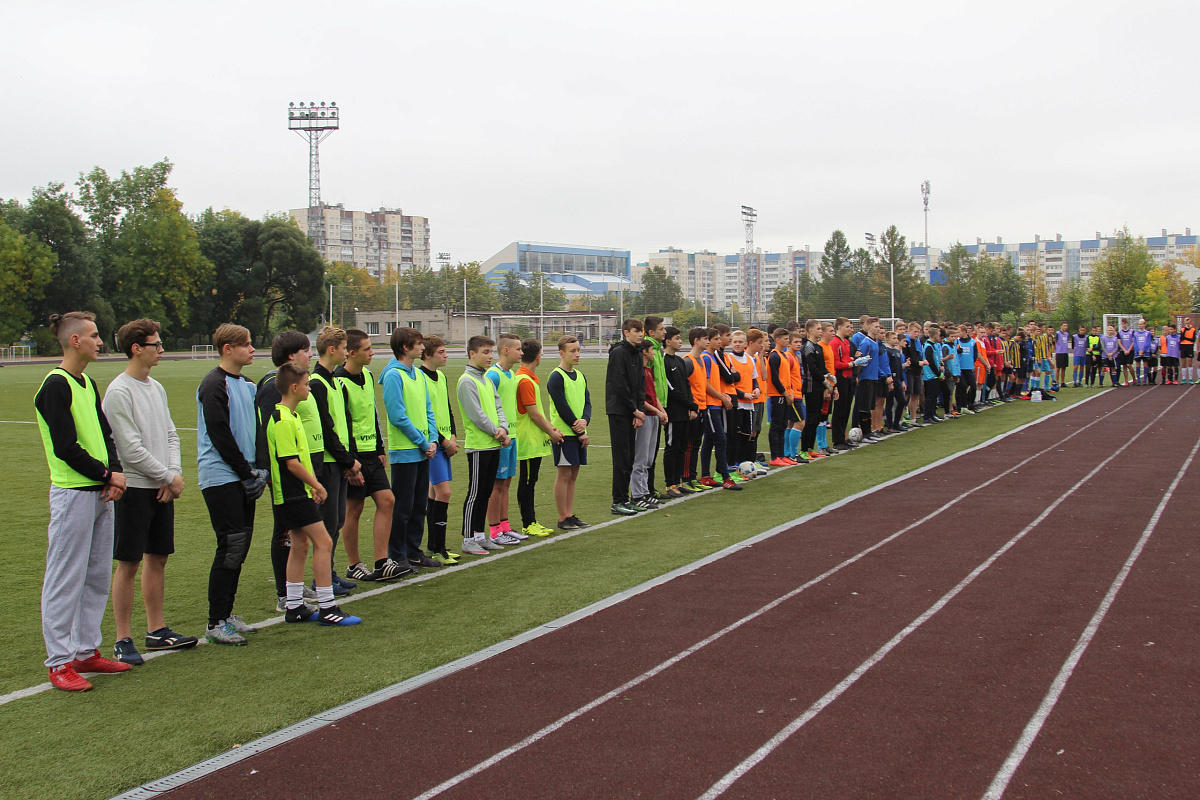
[287,101,340,249]
[741,206,757,319]
[921,180,931,279]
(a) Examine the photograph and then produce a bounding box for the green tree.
[936,243,982,321]
[972,254,1028,320]
[817,230,852,313]
[873,225,927,320]
[107,188,213,334]
[1087,229,1153,315]
[195,208,255,333]
[767,282,813,325]
[1053,278,1091,329]
[636,265,684,314]
[0,220,55,343]
[1137,267,1180,326]
[437,262,501,311]
[242,217,326,338]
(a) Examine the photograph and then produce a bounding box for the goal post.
[1102,313,1143,333]
[190,345,215,360]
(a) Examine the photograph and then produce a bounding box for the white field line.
[981,430,1200,800]
[103,391,1116,800]
[403,395,1147,800]
[696,390,1190,800]
[0,391,1118,709]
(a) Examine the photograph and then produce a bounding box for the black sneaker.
[333,571,357,590]
[371,558,414,581]
[285,605,319,623]
[345,562,374,582]
[113,638,144,666]
[558,517,584,530]
[318,606,362,626]
[568,515,590,528]
[144,627,198,652]
[409,554,444,569]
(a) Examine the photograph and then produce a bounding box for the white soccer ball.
[848,427,864,443]
[738,461,757,479]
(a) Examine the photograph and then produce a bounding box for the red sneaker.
[49,664,93,692]
[781,457,799,466]
[699,476,720,487]
[807,451,827,459]
[768,458,791,467]
[70,650,132,674]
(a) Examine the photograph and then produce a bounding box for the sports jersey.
[700,352,725,409]
[266,403,313,506]
[943,342,961,377]
[1101,335,1119,357]
[1117,328,1135,352]
[1086,334,1102,356]
[1133,330,1154,356]
[955,337,976,371]
[851,333,880,380]
[1161,334,1181,358]
[1002,339,1021,369]
[1071,334,1088,358]
[1055,330,1071,354]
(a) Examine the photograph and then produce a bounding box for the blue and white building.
[482,242,634,297]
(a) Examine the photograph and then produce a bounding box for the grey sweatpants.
[42,487,113,668]
[630,415,660,500]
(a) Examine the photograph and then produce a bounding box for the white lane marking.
[981,431,1200,800]
[695,390,1189,800]
[405,395,1146,800]
[105,392,1112,800]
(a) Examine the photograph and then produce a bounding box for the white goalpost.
[1102,312,1143,333]
[190,345,216,360]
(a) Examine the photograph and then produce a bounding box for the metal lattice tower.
[921,180,931,277]
[287,102,340,248]
[741,205,757,318]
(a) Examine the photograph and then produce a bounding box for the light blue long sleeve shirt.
[379,358,438,464]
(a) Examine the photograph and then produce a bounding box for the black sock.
[427,500,449,553]
[271,534,289,598]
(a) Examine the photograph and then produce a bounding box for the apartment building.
[288,204,431,277]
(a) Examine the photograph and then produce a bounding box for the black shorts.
[113,487,175,561]
[1118,352,1134,366]
[1015,367,1028,379]
[1055,353,1069,369]
[346,455,391,499]
[552,436,588,467]
[1180,344,1194,359]
[1002,366,1013,375]
[272,498,324,530]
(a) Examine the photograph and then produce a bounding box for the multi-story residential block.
[288,204,430,278]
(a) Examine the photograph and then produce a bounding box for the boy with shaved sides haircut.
[419,335,461,564]
[459,336,512,552]
[197,323,264,645]
[381,327,441,570]
[486,333,526,543]
[547,336,591,529]
[682,328,714,487]
[662,326,699,497]
[337,330,405,581]
[268,364,361,627]
[514,339,563,536]
[607,319,649,514]
[763,326,796,465]
[725,330,760,472]
[105,319,195,667]
[36,312,130,690]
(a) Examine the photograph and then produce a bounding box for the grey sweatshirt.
[103,371,182,489]
[456,364,508,452]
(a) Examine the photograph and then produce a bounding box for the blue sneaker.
[333,571,357,590]
[315,580,351,598]
[285,606,319,623]
[113,637,144,666]
[318,606,362,626]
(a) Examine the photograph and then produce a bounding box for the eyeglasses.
[141,341,165,351]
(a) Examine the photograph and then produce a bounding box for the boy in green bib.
[35,311,130,691]
[457,336,511,555]
[547,336,592,530]
[419,335,460,565]
[486,333,525,545]
[514,338,564,537]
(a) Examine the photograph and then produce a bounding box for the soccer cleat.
[144,627,198,652]
[317,606,362,626]
[494,532,522,545]
[699,476,721,488]
[285,605,319,623]
[430,554,459,567]
[479,535,506,550]
[523,522,553,537]
[506,528,530,540]
[205,621,247,646]
[372,558,414,581]
[664,486,684,499]
[611,502,640,516]
[461,538,490,555]
[113,638,144,666]
[345,562,375,582]
[48,664,93,692]
[557,517,585,531]
[691,479,713,491]
[721,479,743,490]
[807,451,827,459]
[409,554,446,569]
[71,650,132,674]
[729,473,746,484]
[227,615,258,634]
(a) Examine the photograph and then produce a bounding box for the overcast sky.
[3,1,1196,264]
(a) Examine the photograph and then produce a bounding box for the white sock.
[315,585,335,609]
[285,581,304,610]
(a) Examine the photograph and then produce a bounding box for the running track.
[138,387,1200,799]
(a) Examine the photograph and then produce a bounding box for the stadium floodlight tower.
[741,205,757,319]
[287,101,340,249]
[921,180,931,279]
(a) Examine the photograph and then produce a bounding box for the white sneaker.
[227,615,258,634]
[505,528,529,540]
[494,532,522,545]
[461,537,489,555]
[479,535,505,551]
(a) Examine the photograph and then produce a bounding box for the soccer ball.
[848,427,864,443]
[738,461,757,480]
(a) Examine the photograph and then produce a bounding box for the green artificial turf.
[0,355,1101,799]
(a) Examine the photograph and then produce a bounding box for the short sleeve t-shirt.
[266,404,313,505]
[515,366,539,416]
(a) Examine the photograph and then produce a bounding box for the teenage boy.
[883,331,907,432]
[702,329,743,487]
[954,325,978,413]
[104,319,196,666]
[514,338,563,535]
[747,329,771,464]
[727,329,761,467]
[683,328,716,482]
[921,325,944,423]
[800,320,829,457]
[486,333,525,542]
[606,319,648,514]
[1070,325,1088,388]
[1161,325,1181,384]
[197,324,264,645]
[459,336,511,552]
[380,327,441,569]
[904,322,925,425]
[256,331,336,607]
[763,326,796,465]
[662,326,698,496]
[942,328,961,414]
[268,364,361,627]
[420,335,462,563]
[337,330,405,582]
[851,319,880,441]
[1054,322,1071,389]
[1085,325,1103,387]
[308,327,362,588]
[547,336,591,529]
[784,330,809,459]
[1180,316,1196,384]
[709,322,742,469]
[1117,318,1136,386]
[35,312,130,691]
[643,316,669,497]
[871,321,894,437]
[1003,329,1023,398]
[632,339,668,504]
[830,318,855,450]
[1101,325,1120,387]
[1133,318,1154,386]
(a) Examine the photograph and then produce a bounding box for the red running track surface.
[155,386,1200,800]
